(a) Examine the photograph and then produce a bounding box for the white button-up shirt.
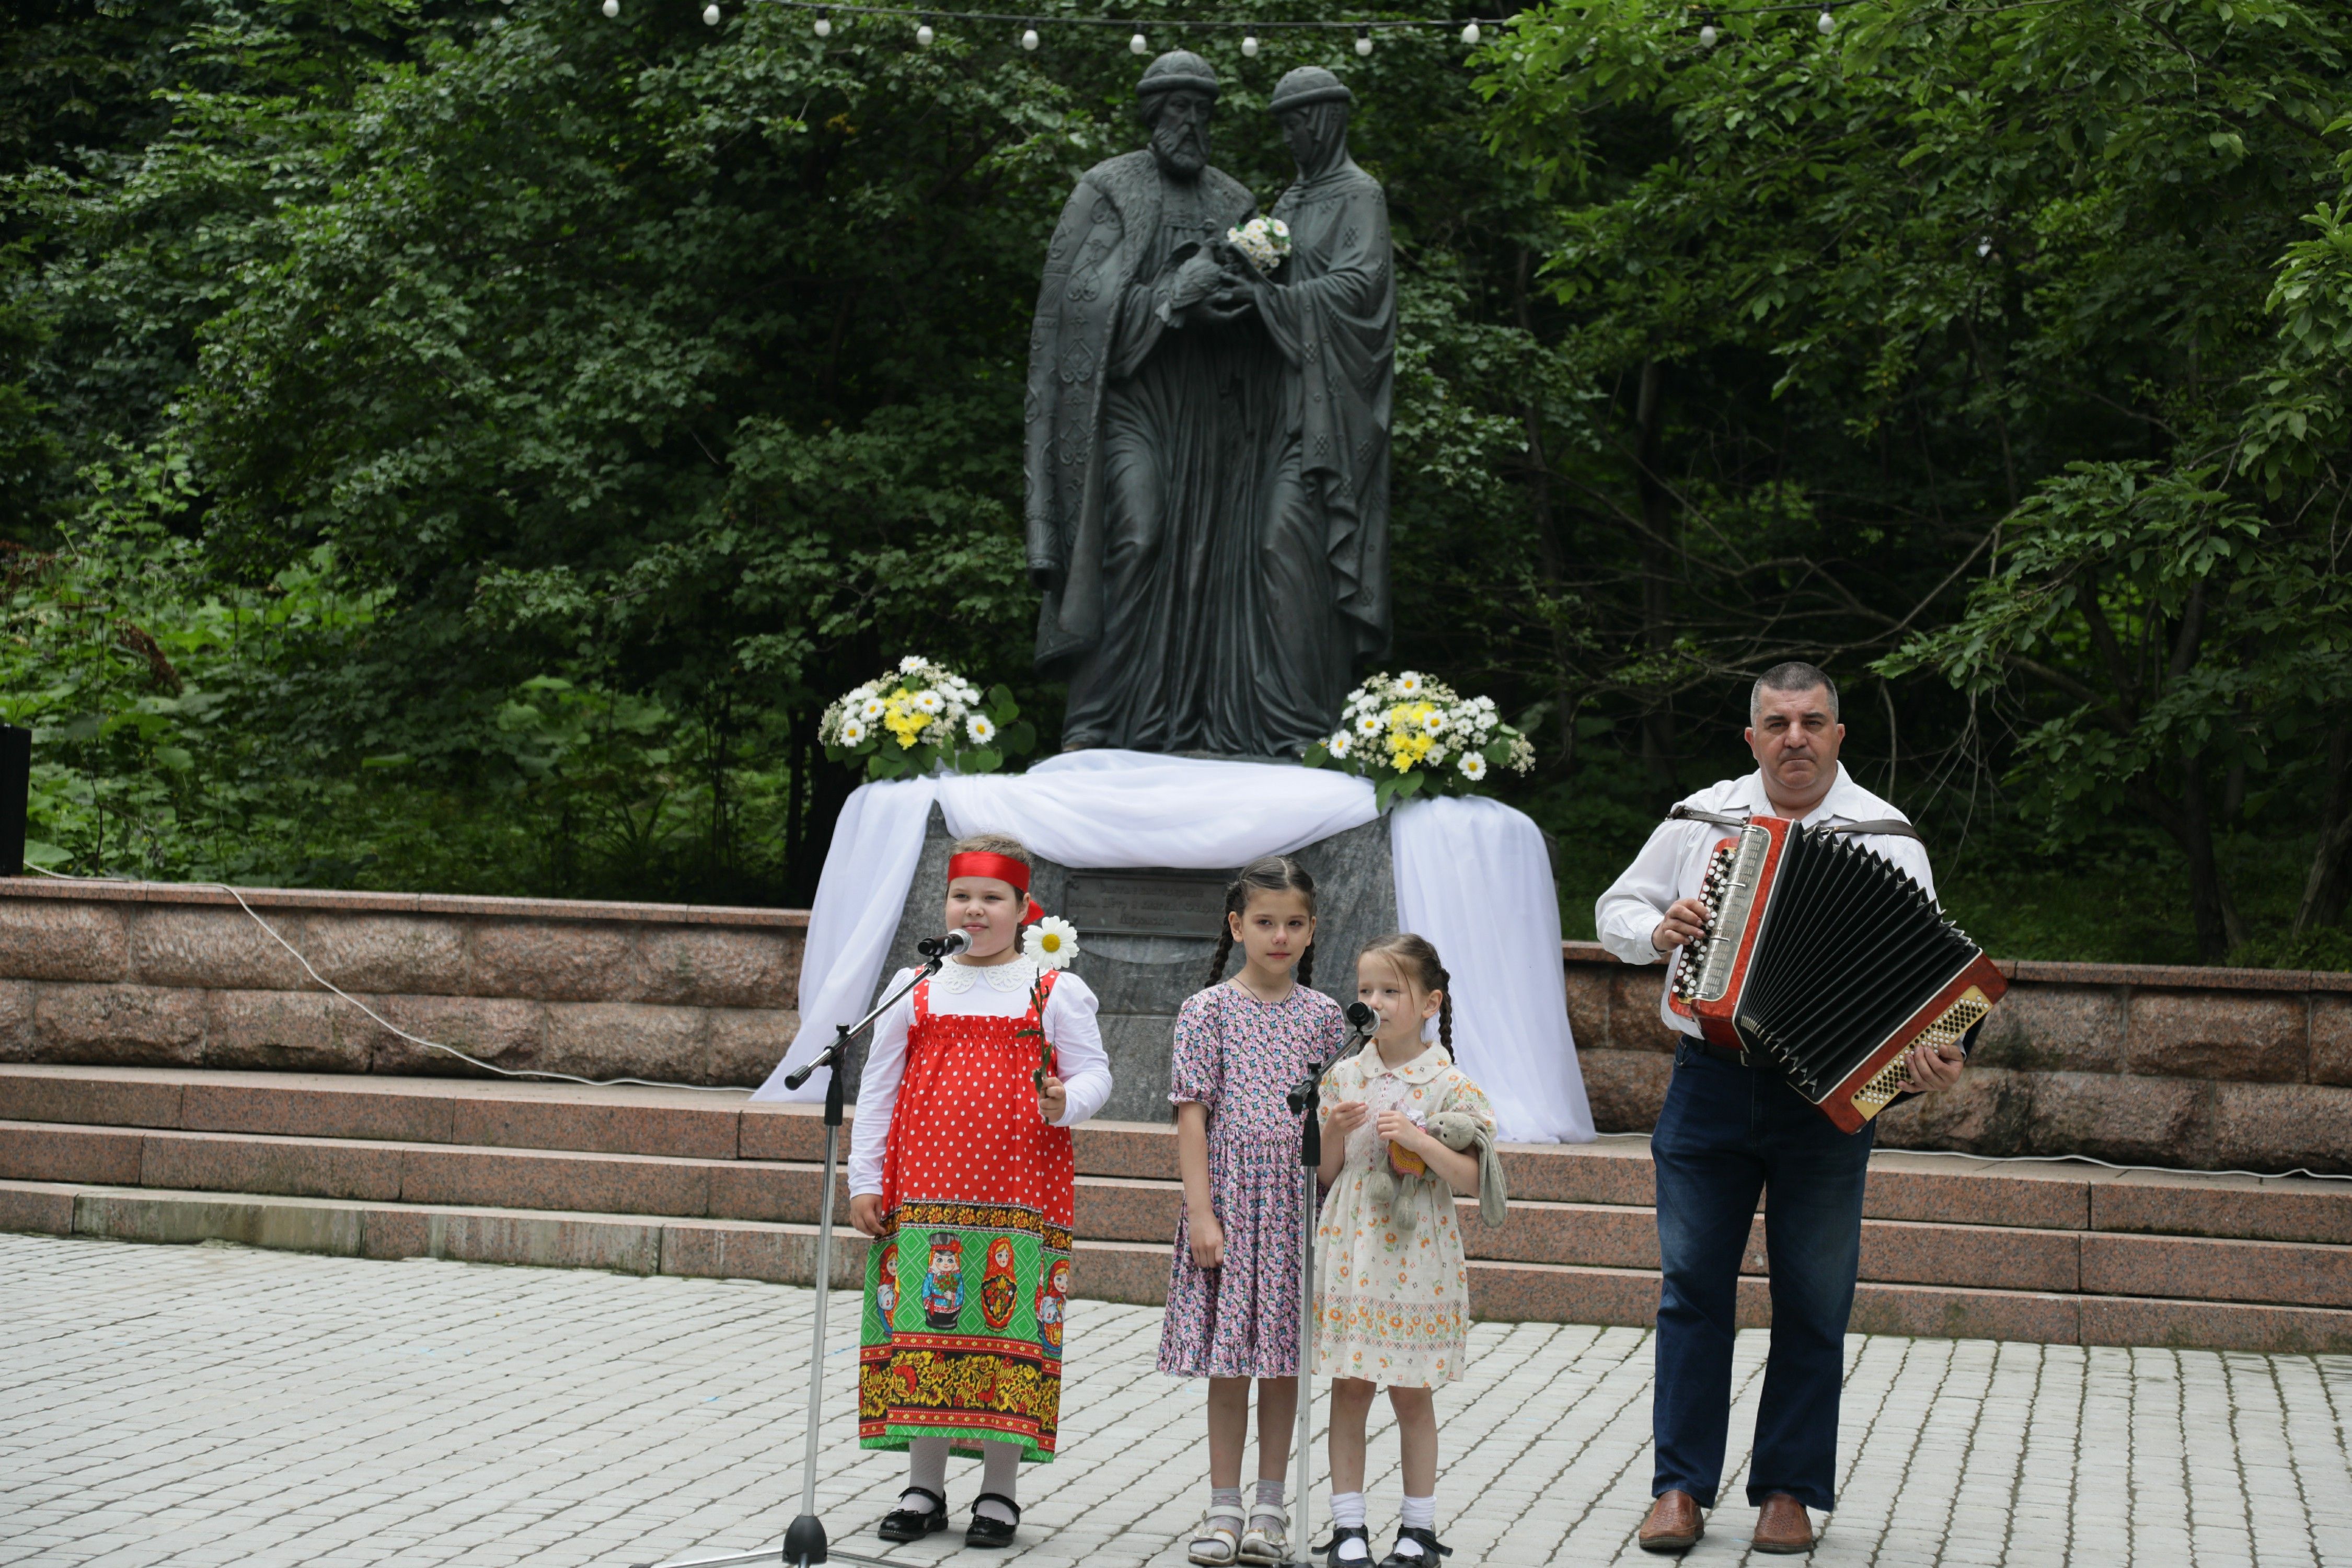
[1594,764,1938,1038]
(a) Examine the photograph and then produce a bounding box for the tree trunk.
[2178,756,2249,961]
[2295,723,2352,933]
[1633,359,1678,810]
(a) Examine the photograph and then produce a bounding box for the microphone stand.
[776,936,963,1568]
[1283,1002,1377,1568]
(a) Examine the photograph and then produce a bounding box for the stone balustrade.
[3,880,2347,1174]
[0,880,805,1089]
[1571,942,2352,1175]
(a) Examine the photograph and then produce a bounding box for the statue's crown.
[1138,50,1220,98]
[1269,66,1353,112]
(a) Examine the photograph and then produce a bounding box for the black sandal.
[1315,1526,1370,1568]
[966,1492,1022,1549]
[1376,1527,1455,1568]
[878,1485,949,1542]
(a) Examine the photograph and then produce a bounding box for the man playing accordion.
[1596,661,1970,1556]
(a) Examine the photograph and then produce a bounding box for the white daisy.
[1422,709,1447,734]
[1329,732,1353,759]
[898,654,927,673]
[914,690,944,715]
[1024,916,1081,971]
[1458,752,1488,782]
[967,714,997,745]
[1395,671,1425,696]
[859,697,886,721]
[1356,713,1382,737]
[838,717,868,746]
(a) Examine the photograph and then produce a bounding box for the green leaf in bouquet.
[1000,719,1036,756]
[1302,743,1330,768]
[988,684,1020,722]
[1485,740,1514,765]
[1396,770,1426,800]
[868,752,908,780]
[963,747,1003,774]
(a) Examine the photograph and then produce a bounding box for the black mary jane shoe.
[1315,1526,1371,1568]
[965,1492,1022,1549]
[878,1486,949,1543]
[1377,1527,1455,1568]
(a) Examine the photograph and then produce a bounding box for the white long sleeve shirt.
[1594,765,1938,1038]
[847,956,1113,1197]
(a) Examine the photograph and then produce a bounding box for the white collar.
[929,955,1039,995]
[1728,763,1888,827]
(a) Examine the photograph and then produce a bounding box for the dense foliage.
[4,0,2349,966]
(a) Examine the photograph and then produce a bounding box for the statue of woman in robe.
[1225,67,1397,754]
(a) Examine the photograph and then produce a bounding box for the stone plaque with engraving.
[1062,869,1234,939]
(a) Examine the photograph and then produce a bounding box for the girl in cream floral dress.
[1312,934,1495,1568]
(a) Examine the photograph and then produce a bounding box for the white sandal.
[1190,1511,1244,1566]
[1239,1504,1289,1565]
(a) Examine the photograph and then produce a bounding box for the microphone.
[917,930,972,961]
[1344,1000,1377,1040]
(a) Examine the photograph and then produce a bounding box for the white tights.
[903,1437,1020,1525]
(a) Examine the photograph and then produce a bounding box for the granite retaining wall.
[1572,942,2352,1175]
[0,880,805,1089]
[3,881,2348,1174]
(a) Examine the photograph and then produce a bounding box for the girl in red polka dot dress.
[848,833,1113,1549]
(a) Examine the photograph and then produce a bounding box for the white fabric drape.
[1390,796,1595,1144]
[752,751,1592,1144]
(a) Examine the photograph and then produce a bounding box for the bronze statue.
[1022,55,1393,759]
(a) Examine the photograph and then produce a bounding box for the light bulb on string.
[601,0,618,17]
[1816,5,1835,33]
[1129,30,1147,53]
[1020,24,1037,48]
[1699,21,1716,45]
[916,19,934,44]
[1460,20,1480,44]
[1354,25,1372,55]
[813,6,831,34]
[703,3,719,23]
[1240,32,1258,55]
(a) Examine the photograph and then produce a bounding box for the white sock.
[903,1436,949,1511]
[1209,1486,1244,1523]
[1254,1478,1286,1516]
[974,1441,1020,1525]
[1330,1492,1369,1561]
[1394,1495,1435,1553]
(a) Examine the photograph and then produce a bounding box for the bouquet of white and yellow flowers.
[1225,216,1292,275]
[820,655,1036,781]
[1303,671,1537,810]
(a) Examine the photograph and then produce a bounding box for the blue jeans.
[1650,1039,1873,1513]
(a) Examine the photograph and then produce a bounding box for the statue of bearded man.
[1021,52,1286,756]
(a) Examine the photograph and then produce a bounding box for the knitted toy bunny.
[1369,1108,1508,1246]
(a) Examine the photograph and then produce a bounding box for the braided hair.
[1357,932,1453,1053]
[1204,855,1320,989]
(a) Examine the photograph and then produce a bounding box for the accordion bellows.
[1668,816,2007,1133]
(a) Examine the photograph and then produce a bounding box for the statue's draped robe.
[1253,158,1395,747]
[1023,151,1285,754]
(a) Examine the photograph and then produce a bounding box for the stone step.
[10,1115,2352,1312]
[8,1065,2351,1240]
[8,1178,2346,1355]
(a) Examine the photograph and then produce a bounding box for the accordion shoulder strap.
[1667,803,1923,844]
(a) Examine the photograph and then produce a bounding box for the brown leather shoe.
[1751,1493,1815,1554]
[1636,1491,1703,1553]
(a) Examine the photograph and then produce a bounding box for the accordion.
[1668,814,2005,1132]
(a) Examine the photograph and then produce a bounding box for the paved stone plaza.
[3,1233,2349,1568]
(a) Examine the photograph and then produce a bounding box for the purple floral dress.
[1157,982,1345,1378]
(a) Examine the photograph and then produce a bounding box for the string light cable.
[24,864,759,1094]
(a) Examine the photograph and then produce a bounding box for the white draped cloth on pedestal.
[751,750,1594,1144]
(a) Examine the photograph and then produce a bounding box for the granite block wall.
[0,882,804,1089]
[1572,942,2352,1175]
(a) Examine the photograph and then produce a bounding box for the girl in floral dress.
[1160,857,1346,1567]
[1313,934,1494,1568]
[848,833,1114,1550]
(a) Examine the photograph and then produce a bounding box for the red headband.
[948,851,1045,926]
